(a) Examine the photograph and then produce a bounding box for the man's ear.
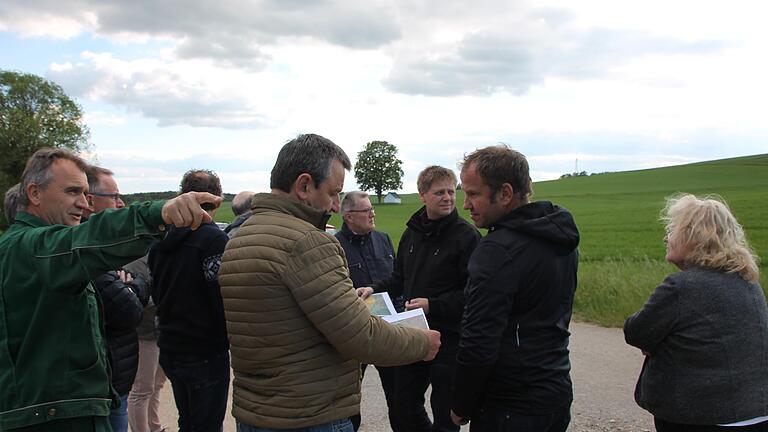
[498,183,515,206]
[293,173,313,202]
[26,183,42,207]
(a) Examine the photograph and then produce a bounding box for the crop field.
[216,154,768,326]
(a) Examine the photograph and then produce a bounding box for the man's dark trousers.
[160,350,230,432]
[393,333,459,432]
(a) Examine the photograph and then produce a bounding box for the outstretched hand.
[161,192,222,230]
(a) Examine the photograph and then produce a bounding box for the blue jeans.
[160,350,230,432]
[109,393,129,432]
[236,418,354,432]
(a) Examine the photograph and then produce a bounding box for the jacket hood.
[493,201,579,250]
[250,193,331,230]
[406,206,459,238]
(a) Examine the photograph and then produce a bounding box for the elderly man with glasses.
[334,191,401,431]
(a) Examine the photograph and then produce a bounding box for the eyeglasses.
[347,207,375,215]
[90,192,122,201]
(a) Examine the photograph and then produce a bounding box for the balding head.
[232,191,255,216]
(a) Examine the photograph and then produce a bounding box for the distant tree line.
[559,171,613,179]
[123,191,234,203]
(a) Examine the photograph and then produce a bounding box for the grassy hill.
[531,154,768,325]
[318,154,766,326]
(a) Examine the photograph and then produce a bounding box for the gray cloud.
[48,64,269,129]
[384,24,730,97]
[0,0,401,67]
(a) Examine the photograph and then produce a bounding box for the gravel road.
[155,322,653,432]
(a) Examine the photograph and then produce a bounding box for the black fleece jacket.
[374,207,480,335]
[453,201,580,418]
[93,271,149,395]
[148,222,229,356]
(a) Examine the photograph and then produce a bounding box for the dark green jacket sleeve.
[15,201,166,294]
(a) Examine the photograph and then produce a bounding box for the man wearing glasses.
[335,191,400,431]
[83,167,125,219]
[84,165,149,432]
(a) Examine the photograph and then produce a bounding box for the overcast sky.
[2,0,767,194]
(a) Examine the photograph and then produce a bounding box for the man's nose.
[77,193,90,209]
[116,197,125,208]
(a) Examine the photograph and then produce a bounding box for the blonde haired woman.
[624,194,768,431]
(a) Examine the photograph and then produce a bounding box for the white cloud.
[3,0,768,194]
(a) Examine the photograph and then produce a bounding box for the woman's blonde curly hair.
[662,194,760,283]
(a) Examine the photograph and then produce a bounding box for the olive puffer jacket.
[219,193,431,429]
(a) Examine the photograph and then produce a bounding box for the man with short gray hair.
[220,134,441,432]
[335,191,401,431]
[0,147,220,431]
[224,190,255,239]
[84,165,149,432]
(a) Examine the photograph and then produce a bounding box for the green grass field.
[2,154,755,327]
[214,154,768,327]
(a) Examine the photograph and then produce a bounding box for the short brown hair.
[19,147,89,207]
[460,144,532,202]
[417,166,457,194]
[180,169,222,196]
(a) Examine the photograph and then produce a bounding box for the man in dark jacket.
[451,145,580,432]
[335,191,400,431]
[374,166,480,432]
[224,190,254,239]
[149,169,230,432]
[84,165,150,432]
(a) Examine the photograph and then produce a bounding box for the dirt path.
[154,322,653,431]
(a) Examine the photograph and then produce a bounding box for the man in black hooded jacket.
[374,165,480,432]
[451,145,580,432]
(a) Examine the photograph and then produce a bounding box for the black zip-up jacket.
[374,207,480,335]
[453,201,580,418]
[149,222,229,356]
[93,271,149,395]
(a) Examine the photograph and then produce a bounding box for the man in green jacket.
[0,148,221,431]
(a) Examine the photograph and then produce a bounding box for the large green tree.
[354,140,403,204]
[0,70,90,227]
